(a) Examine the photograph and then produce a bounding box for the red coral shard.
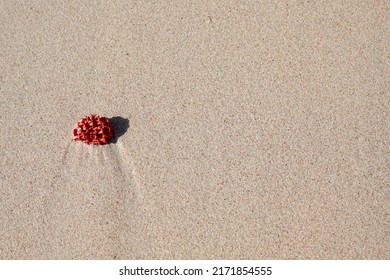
[73,114,113,145]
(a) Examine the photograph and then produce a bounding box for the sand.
[0,0,389,259]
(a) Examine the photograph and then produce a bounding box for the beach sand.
[0,0,389,259]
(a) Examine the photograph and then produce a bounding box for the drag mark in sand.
[43,138,145,259]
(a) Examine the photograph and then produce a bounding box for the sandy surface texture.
[0,0,389,259]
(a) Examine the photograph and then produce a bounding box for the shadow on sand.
[109,116,129,144]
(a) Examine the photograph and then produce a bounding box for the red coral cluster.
[73,114,113,145]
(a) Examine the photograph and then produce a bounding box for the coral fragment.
[73,114,113,145]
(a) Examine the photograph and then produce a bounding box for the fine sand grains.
[0,0,389,259]
[42,142,147,259]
